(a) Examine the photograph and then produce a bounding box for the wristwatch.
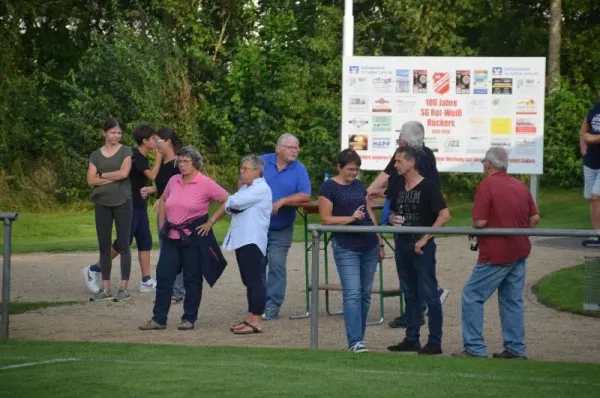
[98,171,103,178]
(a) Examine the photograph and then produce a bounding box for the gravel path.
[2,237,599,363]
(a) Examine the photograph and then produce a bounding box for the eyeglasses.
[481,159,488,164]
[280,145,301,152]
[240,167,257,172]
[178,159,192,164]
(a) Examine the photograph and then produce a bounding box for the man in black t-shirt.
[366,121,448,329]
[580,93,600,246]
[386,146,451,355]
[84,125,163,297]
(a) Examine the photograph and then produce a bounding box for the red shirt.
[471,172,538,265]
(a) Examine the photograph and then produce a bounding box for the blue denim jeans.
[332,240,380,348]
[157,213,184,298]
[395,238,442,346]
[461,258,527,357]
[262,224,294,311]
[152,239,204,325]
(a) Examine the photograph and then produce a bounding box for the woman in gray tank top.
[86,118,133,302]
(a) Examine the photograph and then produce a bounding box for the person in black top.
[84,124,163,299]
[386,145,451,355]
[141,127,185,301]
[366,121,449,329]
[580,92,600,246]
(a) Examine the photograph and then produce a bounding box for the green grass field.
[534,264,600,318]
[1,340,599,397]
[0,189,590,254]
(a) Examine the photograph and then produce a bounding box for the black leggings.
[94,200,132,281]
[235,244,266,315]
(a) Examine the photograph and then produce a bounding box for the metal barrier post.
[1,212,18,340]
[310,229,320,349]
[305,223,600,350]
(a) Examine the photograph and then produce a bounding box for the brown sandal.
[230,321,247,331]
[232,321,263,335]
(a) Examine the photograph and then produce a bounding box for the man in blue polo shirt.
[260,133,312,320]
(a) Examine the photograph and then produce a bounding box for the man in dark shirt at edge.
[367,121,449,329]
[84,125,163,297]
[579,92,600,246]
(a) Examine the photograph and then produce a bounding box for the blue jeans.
[461,258,527,357]
[152,239,204,325]
[262,225,294,311]
[395,238,442,346]
[157,214,184,298]
[332,240,379,347]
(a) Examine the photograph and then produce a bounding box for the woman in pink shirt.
[139,146,229,331]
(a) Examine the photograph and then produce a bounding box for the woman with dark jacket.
[139,146,229,330]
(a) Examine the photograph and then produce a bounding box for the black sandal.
[232,321,263,334]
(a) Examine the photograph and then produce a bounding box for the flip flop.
[232,321,263,335]
[230,321,247,331]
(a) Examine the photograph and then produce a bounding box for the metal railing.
[306,224,599,349]
[1,212,19,340]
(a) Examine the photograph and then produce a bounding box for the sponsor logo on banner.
[492,78,513,95]
[444,138,461,152]
[433,72,450,95]
[348,96,369,112]
[413,70,428,93]
[491,138,512,150]
[348,117,369,130]
[373,77,393,92]
[473,70,489,94]
[372,97,392,113]
[456,70,471,94]
[492,67,503,75]
[491,118,512,135]
[372,116,392,132]
[515,98,537,115]
[395,69,410,93]
[349,66,360,74]
[394,97,417,114]
[372,136,393,150]
[466,136,489,154]
[515,119,536,133]
[348,134,369,151]
[424,136,440,152]
[514,138,536,156]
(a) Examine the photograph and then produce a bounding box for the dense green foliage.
[1,1,599,209]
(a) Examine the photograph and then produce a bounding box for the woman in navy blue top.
[318,149,384,353]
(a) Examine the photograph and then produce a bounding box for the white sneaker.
[83,265,101,294]
[349,342,369,353]
[139,277,157,293]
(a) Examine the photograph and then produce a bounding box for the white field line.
[0,358,79,371]
[1,357,599,387]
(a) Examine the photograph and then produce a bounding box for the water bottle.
[469,235,479,251]
[324,173,330,181]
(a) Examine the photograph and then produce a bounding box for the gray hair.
[484,147,509,171]
[241,154,265,176]
[398,121,424,149]
[177,145,204,170]
[276,133,299,146]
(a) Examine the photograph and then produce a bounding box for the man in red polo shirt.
[453,147,539,359]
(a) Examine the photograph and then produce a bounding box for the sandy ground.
[2,236,599,363]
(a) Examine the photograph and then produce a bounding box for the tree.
[547,0,562,93]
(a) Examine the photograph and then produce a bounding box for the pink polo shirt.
[163,172,229,239]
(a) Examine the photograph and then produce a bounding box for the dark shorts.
[113,205,153,252]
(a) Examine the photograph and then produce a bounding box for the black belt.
[394,233,424,243]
